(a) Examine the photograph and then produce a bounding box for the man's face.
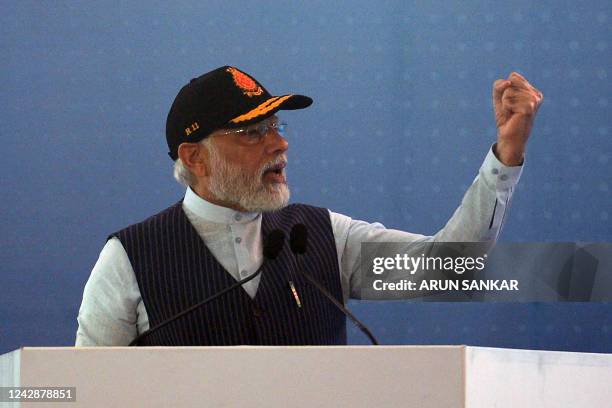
[204,115,290,212]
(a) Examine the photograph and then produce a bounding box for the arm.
[331,72,543,300]
[75,238,147,346]
[331,145,521,300]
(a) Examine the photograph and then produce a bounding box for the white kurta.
[76,146,522,346]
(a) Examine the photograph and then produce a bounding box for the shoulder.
[280,203,331,218]
[108,201,183,241]
[264,203,333,227]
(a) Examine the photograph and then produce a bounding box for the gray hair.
[172,138,213,187]
[173,136,290,211]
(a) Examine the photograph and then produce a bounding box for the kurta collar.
[183,187,260,224]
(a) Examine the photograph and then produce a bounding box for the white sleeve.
[75,237,146,346]
[330,145,523,300]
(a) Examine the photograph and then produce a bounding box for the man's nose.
[265,128,289,155]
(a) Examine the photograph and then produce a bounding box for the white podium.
[1,346,611,407]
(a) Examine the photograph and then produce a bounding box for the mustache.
[259,155,288,176]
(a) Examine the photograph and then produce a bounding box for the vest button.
[253,307,264,317]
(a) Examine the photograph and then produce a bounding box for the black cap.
[165,66,313,160]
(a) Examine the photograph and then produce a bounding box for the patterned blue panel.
[0,1,610,354]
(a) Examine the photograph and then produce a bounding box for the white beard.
[207,144,290,212]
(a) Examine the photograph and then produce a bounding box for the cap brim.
[226,94,313,127]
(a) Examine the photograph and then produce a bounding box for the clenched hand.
[493,72,544,166]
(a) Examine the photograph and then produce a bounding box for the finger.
[503,89,540,115]
[509,71,527,81]
[508,72,533,92]
[519,88,543,109]
[534,90,544,112]
[509,71,541,95]
[493,79,512,110]
[493,80,512,127]
[505,85,541,102]
[501,88,519,111]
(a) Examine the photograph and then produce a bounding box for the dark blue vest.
[112,202,347,346]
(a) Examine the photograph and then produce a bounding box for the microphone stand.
[129,229,285,346]
[290,224,379,345]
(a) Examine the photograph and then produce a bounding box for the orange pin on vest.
[289,281,302,308]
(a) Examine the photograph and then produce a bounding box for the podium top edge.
[18,345,467,351]
[5,346,612,360]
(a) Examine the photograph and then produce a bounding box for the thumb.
[493,79,512,126]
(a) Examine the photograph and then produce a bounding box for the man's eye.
[246,129,261,138]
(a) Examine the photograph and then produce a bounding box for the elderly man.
[76,66,543,346]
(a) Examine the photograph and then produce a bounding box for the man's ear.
[177,142,209,177]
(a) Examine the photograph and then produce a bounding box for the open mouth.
[264,162,286,176]
[263,161,287,183]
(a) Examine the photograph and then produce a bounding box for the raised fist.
[493,72,544,166]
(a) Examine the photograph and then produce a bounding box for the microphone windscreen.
[263,229,285,259]
[290,224,308,254]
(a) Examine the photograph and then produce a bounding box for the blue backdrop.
[1,1,610,354]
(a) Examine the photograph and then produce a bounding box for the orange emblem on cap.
[227,67,263,97]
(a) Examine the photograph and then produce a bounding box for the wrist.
[493,142,524,166]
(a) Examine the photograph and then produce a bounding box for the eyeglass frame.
[214,117,288,144]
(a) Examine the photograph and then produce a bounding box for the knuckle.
[525,101,538,114]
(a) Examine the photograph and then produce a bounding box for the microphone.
[289,224,379,345]
[129,229,285,346]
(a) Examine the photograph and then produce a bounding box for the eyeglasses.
[216,120,288,144]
